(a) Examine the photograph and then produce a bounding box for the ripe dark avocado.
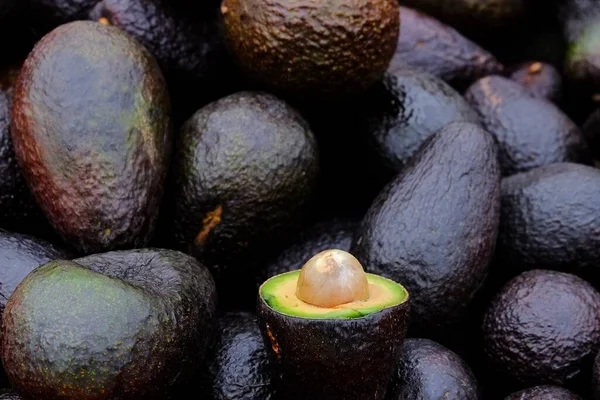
[11,21,172,255]
[1,248,217,399]
[200,312,276,400]
[170,91,319,300]
[386,338,480,400]
[258,249,410,400]
[465,75,591,176]
[505,385,582,400]
[390,7,504,89]
[351,122,500,337]
[220,0,399,97]
[0,229,70,316]
[496,163,600,283]
[360,68,480,171]
[482,270,600,387]
[593,351,600,399]
[30,0,100,23]
[0,390,21,400]
[510,62,562,103]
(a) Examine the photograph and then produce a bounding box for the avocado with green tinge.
[220,0,399,97]
[510,62,562,103]
[505,385,582,400]
[258,249,410,400]
[465,75,591,176]
[0,390,21,400]
[351,122,500,337]
[496,163,600,283]
[11,21,172,255]
[390,7,503,89]
[200,311,276,400]
[1,248,217,399]
[360,68,480,171]
[386,338,480,400]
[482,270,600,387]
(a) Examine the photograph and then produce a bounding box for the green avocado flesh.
[260,270,408,319]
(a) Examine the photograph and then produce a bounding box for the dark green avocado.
[359,68,480,171]
[386,338,480,400]
[258,249,410,400]
[200,312,276,400]
[510,62,562,103]
[465,75,591,176]
[170,91,319,301]
[221,0,400,97]
[505,385,582,400]
[496,163,600,283]
[1,248,217,399]
[482,269,600,387]
[11,21,172,255]
[351,122,500,337]
[390,6,503,89]
[0,390,21,400]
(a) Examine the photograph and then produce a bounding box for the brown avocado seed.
[296,249,369,308]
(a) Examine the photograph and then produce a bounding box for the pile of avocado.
[1,0,600,399]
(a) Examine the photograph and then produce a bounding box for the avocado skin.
[30,0,100,23]
[465,75,591,176]
[496,163,600,283]
[505,385,582,400]
[200,312,276,400]
[221,0,399,97]
[482,270,600,387]
[351,122,500,337]
[170,91,318,295]
[257,296,409,400]
[0,229,70,316]
[510,62,562,103]
[361,68,480,171]
[0,391,21,400]
[390,7,503,89]
[2,248,217,399]
[11,21,172,255]
[386,338,480,400]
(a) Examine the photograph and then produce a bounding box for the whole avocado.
[220,0,399,97]
[11,21,172,254]
[1,248,217,399]
[505,385,582,400]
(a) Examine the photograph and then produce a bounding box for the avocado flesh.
[260,270,408,319]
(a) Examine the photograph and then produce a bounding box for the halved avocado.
[257,249,410,400]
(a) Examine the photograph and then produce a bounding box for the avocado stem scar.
[194,205,223,246]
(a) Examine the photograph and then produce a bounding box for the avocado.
[386,338,480,400]
[482,269,600,388]
[0,229,70,316]
[169,91,319,303]
[351,121,500,338]
[510,62,562,103]
[257,249,410,400]
[200,311,276,400]
[505,385,582,400]
[11,21,172,255]
[593,351,600,399]
[465,75,591,176]
[1,248,217,399]
[30,0,100,24]
[359,68,481,171]
[390,6,504,89]
[0,391,21,400]
[496,163,600,283]
[220,0,400,97]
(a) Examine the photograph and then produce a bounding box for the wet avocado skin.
[1,248,217,399]
[10,21,172,255]
[257,297,409,400]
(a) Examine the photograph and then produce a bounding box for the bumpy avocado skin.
[1,248,217,399]
[510,62,562,103]
[257,295,409,400]
[0,390,21,400]
[465,75,591,176]
[482,270,600,387]
[387,338,480,400]
[11,21,172,255]
[170,91,319,298]
[361,68,480,171]
[221,0,399,97]
[505,385,582,400]
[200,312,276,400]
[391,7,503,88]
[351,122,500,337]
